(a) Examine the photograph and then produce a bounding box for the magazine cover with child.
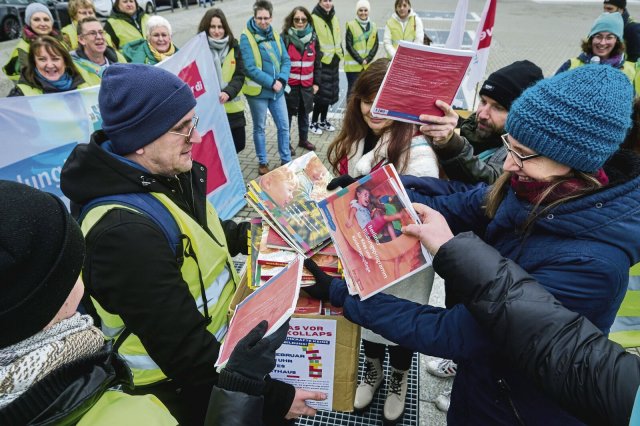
[318,164,431,300]
[246,152,336,255]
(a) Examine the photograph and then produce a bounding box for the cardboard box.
[228,274,360,412]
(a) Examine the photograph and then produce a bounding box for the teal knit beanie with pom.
[505,64,633,172]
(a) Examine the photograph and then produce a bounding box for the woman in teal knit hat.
[556,11,636,89]
[305,64,640,425]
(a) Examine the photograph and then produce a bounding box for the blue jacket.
[338,152,640,425]
[239,18,291,100]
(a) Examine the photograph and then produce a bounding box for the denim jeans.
[246,94,291,165]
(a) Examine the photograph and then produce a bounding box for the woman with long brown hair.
[9,36,94,96]
[324,57,439,423]
[282,6,320,152]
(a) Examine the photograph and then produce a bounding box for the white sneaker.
[319,120,336,132]
[435,390,451,412]
[309,122,323,135]
[426,358,457,378]
[354,357,383,412]
[383,368,408,422]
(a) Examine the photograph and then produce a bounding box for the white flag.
[465,0,497,90]
[445,0,469,49]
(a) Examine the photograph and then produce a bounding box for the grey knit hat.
[25,3,53,26]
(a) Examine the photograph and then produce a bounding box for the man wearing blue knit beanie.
[60,63,322,425]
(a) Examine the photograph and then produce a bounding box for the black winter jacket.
[104,7,147,49]
[60,132,294,425]
[312,4,340,106]
[435,232,640,426]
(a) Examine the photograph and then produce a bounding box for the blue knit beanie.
[99,64,196,155]
[589,12,623,40]
[506,64,632,172]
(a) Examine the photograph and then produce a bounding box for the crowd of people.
[3,0,640,425]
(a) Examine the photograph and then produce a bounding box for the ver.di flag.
[0,32,246,220]
[465,0,497,90]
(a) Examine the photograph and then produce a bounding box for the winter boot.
[383,368,408,423]
[354,357,383,412]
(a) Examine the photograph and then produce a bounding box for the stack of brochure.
[245,152,336,256]
[317,164,432,300]
[247,218,342,290]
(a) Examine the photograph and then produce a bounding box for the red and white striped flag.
[465,0,497,90]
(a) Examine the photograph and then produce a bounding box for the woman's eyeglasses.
[501,133,541,168]
[293,17,307,23]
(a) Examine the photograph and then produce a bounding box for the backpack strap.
[79,193,182,257]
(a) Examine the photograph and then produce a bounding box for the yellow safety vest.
[610,263,640,347]
[312,14,343,65]
[62,22,117,51]
[81,193,239,386]
[222,48,244,114]
[241,28,283,97]
[107,14,149,49]
[16,78,93,96]
[78,390,177,425]
[3,38,30,81]
[344,20,377,72]
[386,15,416,57]
[569,57,637,93]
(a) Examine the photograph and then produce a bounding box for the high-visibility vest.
[107,14,149,49]
[16,77,93,96]
[81,193,239,386]
[3,38,30,81]
[610,263,640,347]
[286,39,316,88]
[344,20,377,72]
[386,15,416,57]
[78,390,177,425]
[312,14,343,65]
[221,48,244,114]
[241,28,283,97]
[73,50,127,82]
[569,57,637,92]
[62,22,117,51]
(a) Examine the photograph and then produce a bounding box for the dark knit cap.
[604,0,626,9]
[506,64,633,172]
[0,181,85,348]
[99,63,197,155]
[478,60,544,111]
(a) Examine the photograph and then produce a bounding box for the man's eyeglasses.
[501,133,541,168]
[168,116,199,143]
[82,30,106,39]
[293,17,307,23]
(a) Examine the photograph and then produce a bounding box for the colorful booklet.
[245,152,336,256]
[294,291,323,315]
[371,41,473,124]
[216,256,303,367]
[317,164,432,300]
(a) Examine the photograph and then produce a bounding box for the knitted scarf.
[510,168,609,205]
[22,25,60,42]
[0,314,103,409]
[287,25,312,52]
[35,68,74,91]
[208,36,230,90]
[149,42,176,63]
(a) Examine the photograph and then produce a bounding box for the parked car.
[93,0,156,18]
[0,0,69,41]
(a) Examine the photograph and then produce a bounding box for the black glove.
[304,258,334,301]
[225,319,290,382]
[327,174,360,190]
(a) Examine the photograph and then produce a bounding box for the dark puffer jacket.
[435,232,640,426]
[312,4,340,106]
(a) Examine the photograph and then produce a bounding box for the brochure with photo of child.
[216,255,303,367]
[317,164,432,300]
[245,152,336,256]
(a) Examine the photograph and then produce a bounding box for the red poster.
[371,42,473,124]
